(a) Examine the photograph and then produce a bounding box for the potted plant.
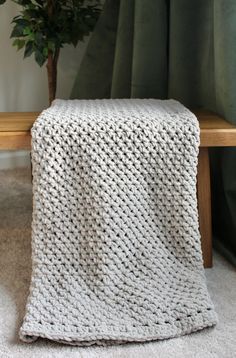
[10,0,101,104]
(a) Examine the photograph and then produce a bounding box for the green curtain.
[71,0,236,264]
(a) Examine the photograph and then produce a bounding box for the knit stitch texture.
[20,99,218,345]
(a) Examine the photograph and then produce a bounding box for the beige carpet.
[0,168,236,358]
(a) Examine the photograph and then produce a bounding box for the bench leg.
[197,147,213,268]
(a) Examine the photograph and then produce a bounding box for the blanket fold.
[20,99,217,346]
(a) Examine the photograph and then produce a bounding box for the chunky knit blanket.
[20,99,217,345]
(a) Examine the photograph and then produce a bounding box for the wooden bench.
[1,111,236,268]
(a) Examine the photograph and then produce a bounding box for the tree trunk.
[47,49,59,105]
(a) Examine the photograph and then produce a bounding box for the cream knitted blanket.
[20,99,217,346]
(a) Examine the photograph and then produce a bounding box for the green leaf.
[48,41,55,51]
[11,24,25,38]
[35,50,46,67]
[13,38,26,50]
[13,18,29,27]
[24,41,34,58]
[23,27,32,36]
[43,47,48,57]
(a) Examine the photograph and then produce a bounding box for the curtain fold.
[71,0,236,263]
[168,0,216,109]
[71,0,120,99]
[110,0,135,98]
[131,0,168,98]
